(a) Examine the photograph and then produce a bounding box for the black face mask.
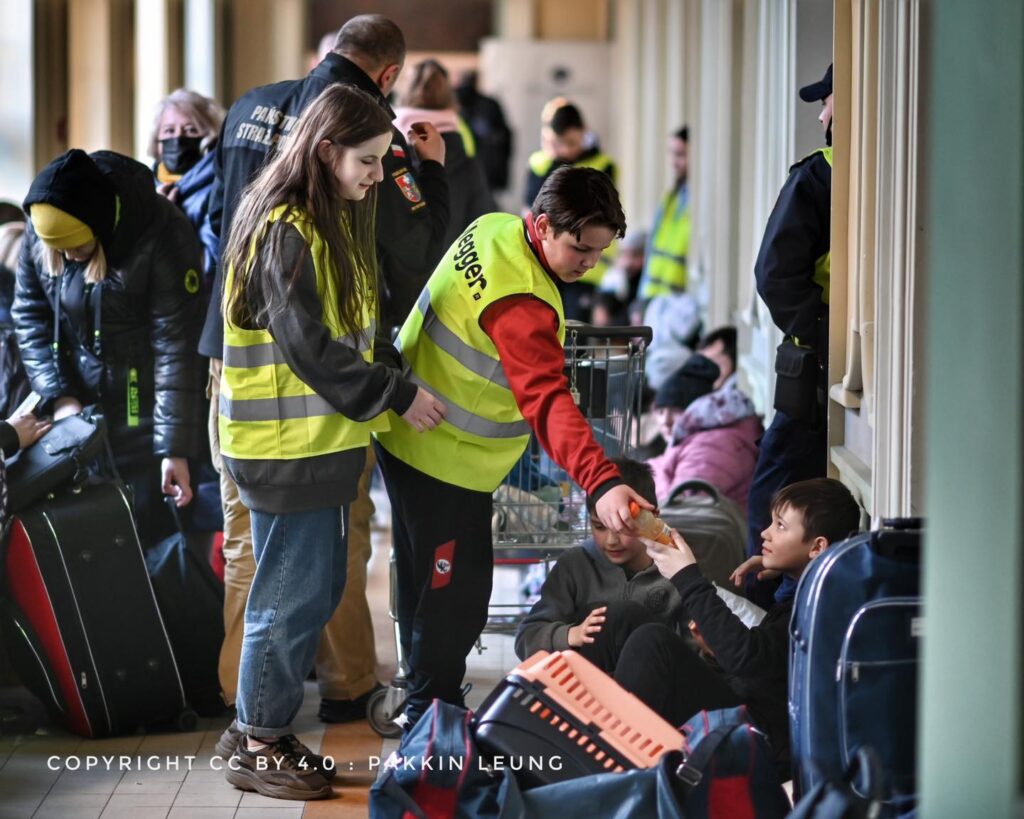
[825,117,833,148]
[160,136,202,174]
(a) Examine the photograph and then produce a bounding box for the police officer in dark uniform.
[202,14,450,744]
[745,64,834,608]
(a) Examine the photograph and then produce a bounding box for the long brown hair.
[223,83,392,339]
[401,59,453,110]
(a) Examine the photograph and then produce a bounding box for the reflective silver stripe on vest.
[414,289,510,390]
[224,321,375,368]
[405,369,530,439]
[650,248,687,265]
[220,392,339,422]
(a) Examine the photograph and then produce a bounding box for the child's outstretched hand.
[729,555,781,588]
[7,411,51,450]
[643,529,696,579]
[567,605,607,648]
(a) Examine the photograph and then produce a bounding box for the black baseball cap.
[799,64,833,102]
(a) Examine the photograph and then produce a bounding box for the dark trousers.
[744,409,827,608]
[613,623,742,727]
[574,600,661,673]
[376,445,494,727]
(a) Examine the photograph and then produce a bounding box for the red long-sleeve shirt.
[479,218,621,498]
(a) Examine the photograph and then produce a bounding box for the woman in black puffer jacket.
[14,149,205,544]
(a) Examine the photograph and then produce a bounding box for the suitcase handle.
[881,517,924,531]
[871,530,921,563]
[664,479,722,507]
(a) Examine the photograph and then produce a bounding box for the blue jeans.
[745,410,826,607]
[235,506,349,738]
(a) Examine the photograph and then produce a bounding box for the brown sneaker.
[225,734,334,800]
[215,722,337,780]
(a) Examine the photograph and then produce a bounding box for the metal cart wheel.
[367,685,404,739]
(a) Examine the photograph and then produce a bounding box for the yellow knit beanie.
[29,203,95,250]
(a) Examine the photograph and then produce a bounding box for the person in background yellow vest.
[524,100,618,321]
[640,125,692,300]
[216,84,445,801]
[745,64,834,610]
[374,167,654,728]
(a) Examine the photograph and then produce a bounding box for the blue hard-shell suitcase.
[788,518,922,806]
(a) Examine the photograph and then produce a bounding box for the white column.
[0,0,35,200]
[135,0,177,163]
[185,0,223,101]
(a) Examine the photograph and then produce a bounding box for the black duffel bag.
[144,499,226,717]
[5,409,110,512]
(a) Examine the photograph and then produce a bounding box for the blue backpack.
[369,700,506,819]
[370,702,790,819]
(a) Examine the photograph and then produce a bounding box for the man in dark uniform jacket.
[745,64,834,608]
[203,15,450,759]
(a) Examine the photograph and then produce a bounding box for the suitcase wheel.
[175,707,199,733]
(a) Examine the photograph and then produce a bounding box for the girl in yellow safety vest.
[216,83,445,801]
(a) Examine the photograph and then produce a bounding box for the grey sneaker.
[214,719,242,758]
[215,721,337,780]
[225,734,333,800]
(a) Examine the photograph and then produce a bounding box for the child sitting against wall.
[615,477,860,780]
[648,345,762,513]
[514,458,685,672]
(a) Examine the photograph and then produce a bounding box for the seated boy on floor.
[613,477,860,780]
[514,458,686,672]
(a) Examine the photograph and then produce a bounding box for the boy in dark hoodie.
[617,477,860,779]
[514,458,686,672]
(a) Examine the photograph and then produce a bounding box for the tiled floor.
[0,484,522,819]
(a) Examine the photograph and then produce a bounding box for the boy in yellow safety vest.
[375,166,654,728]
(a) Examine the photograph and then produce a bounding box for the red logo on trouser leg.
[431,540,455,589]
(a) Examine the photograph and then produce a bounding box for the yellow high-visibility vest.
[640,184,691,298]
[375,213,565,492]
[811,146,832,304]
[219,205,387,461]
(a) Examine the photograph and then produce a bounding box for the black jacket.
[754,151,831,353]
[200,53,451,356]
[14,151,205,459]
[672,563,792,777]
[439,131,497,249]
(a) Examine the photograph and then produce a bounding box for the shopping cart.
[368,324,652,738]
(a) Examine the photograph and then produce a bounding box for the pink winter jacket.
[648,384,763,514]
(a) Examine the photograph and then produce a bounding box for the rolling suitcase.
[789,518,922,806]
[1,479,196,737]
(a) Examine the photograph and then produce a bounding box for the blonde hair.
[35,240,109,285]
[0,222,25,273]
[148,88,226,159]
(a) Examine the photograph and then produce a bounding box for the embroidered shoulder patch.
[395,172,423,204]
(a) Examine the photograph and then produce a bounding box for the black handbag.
[4,410,110,512]
[773,339,823,423]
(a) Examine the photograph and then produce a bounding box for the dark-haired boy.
[614,477,860,779]
[375,166,654,727]
[515,458,685,671]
